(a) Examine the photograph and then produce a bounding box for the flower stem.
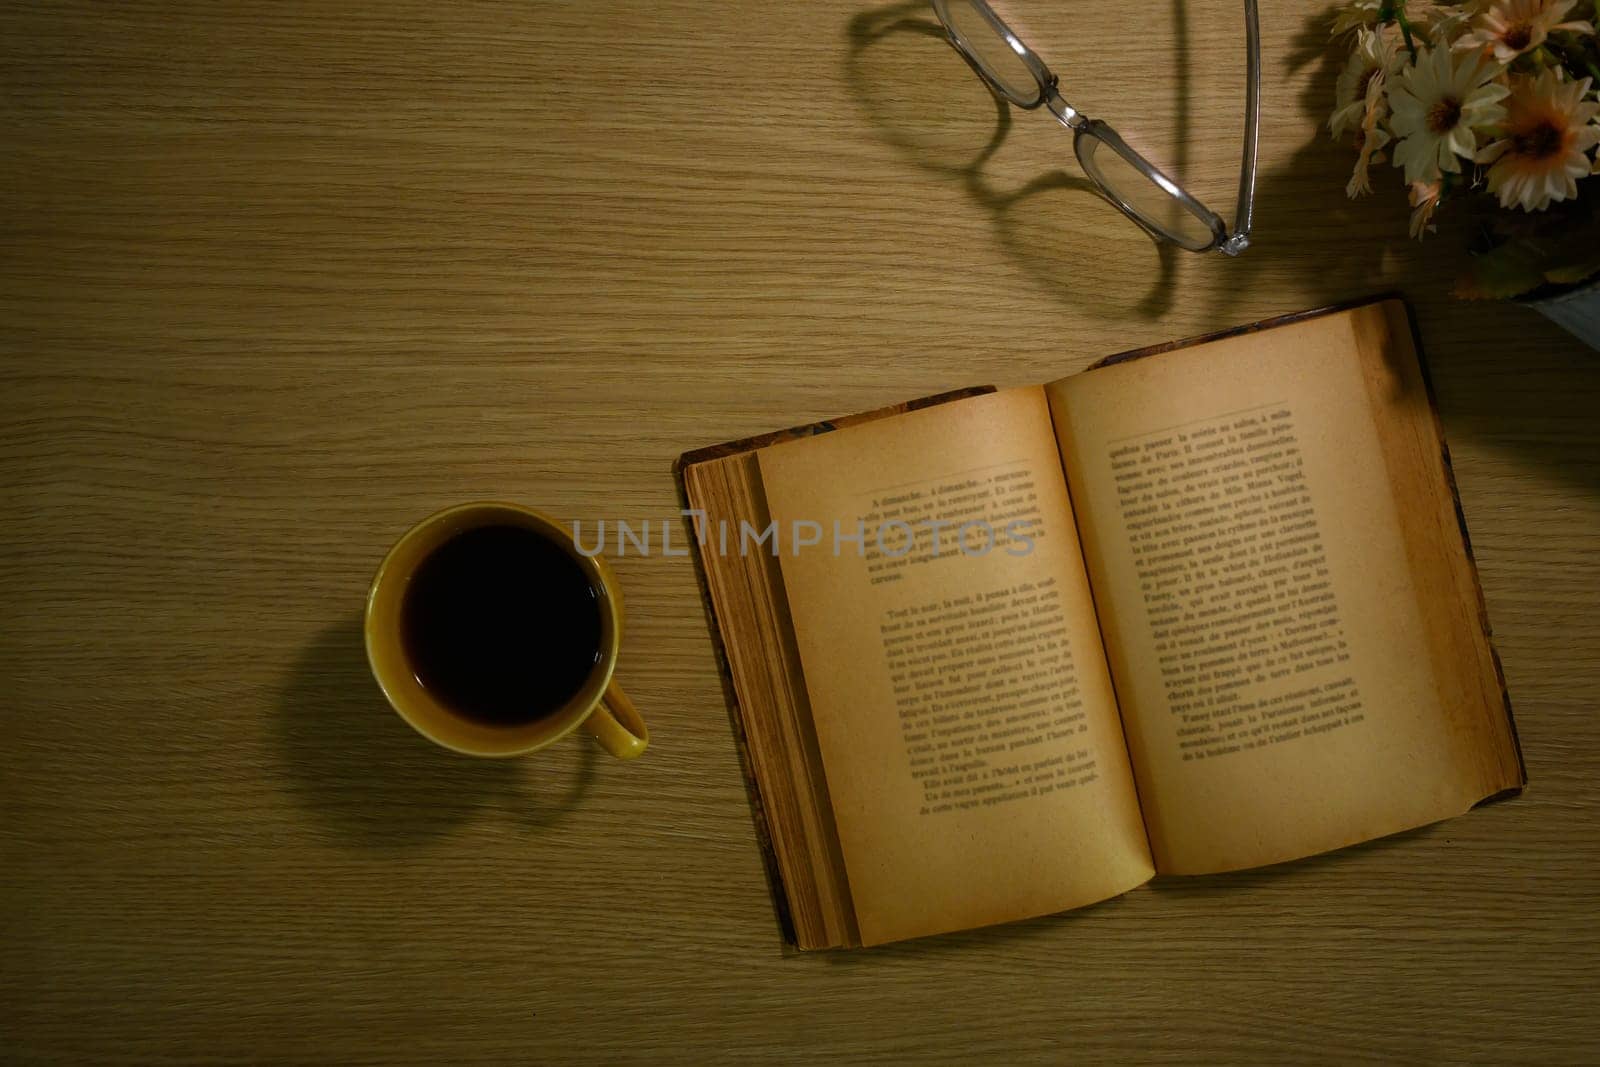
[1544,32,1600,84]
[1380,0,1420,63]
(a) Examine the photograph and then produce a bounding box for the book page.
[682,451,859,950]
[757,388,1153,945]
[1048,303,1519,875]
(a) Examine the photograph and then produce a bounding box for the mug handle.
[581,679,649,759]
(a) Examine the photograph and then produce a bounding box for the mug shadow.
[843,1,1180,320]
[275,616,596,847]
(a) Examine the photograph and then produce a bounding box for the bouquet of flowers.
[1329,1,1600,299]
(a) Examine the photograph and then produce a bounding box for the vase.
[1522,275,1600,351]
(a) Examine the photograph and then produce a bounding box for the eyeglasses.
[931,0,1260,255]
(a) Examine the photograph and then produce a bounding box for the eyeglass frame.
[930,0,1260,256]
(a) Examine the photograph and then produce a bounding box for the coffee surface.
[401,524,603,726]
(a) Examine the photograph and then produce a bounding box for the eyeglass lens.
[943,0,1222,252]
[941,0,1042,105]
[1076,130,1216,251]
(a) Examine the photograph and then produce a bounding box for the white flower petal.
[1476,138,1511,164]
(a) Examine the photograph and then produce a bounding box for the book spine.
[671,464,800,946]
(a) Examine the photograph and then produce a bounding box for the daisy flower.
[1476,71,1600,211]
[1388,44,1509,184]
[1331,28,1401,141]
[1331,0,1386,37]
[1455,0,1595,64]
[1330,0,1450,37]
[1427,7,1472,39]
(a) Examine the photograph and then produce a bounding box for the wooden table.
[5,1,1597,1061]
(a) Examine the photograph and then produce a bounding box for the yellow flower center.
[1511,120,1563,160]
[1426,97,1463,133]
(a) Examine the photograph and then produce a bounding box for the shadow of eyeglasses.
[843,0,1179,322]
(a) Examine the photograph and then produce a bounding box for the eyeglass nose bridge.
[1042,83,1086,131]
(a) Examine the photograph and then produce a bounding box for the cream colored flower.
[1348,119,1393,197]
[1408,179,1443,238]
[1331,28,1401,140]
[1427,6,1472,39]
[1456,0,1594,64]
[1331,0,1385,36]
[1389,44,1509,183]
[1331,0,1450,37]
[1331,0,1459,37]
[1476,71,1600,210]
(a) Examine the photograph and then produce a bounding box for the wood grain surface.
[3,1,1597,1061]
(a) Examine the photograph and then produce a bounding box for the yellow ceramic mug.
[364,502,648,759]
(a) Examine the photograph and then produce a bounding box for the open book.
[676,299,1524,950]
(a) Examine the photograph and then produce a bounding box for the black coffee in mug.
[400,524,603,727]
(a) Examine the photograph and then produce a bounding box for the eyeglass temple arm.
[1230,0,1261,249]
